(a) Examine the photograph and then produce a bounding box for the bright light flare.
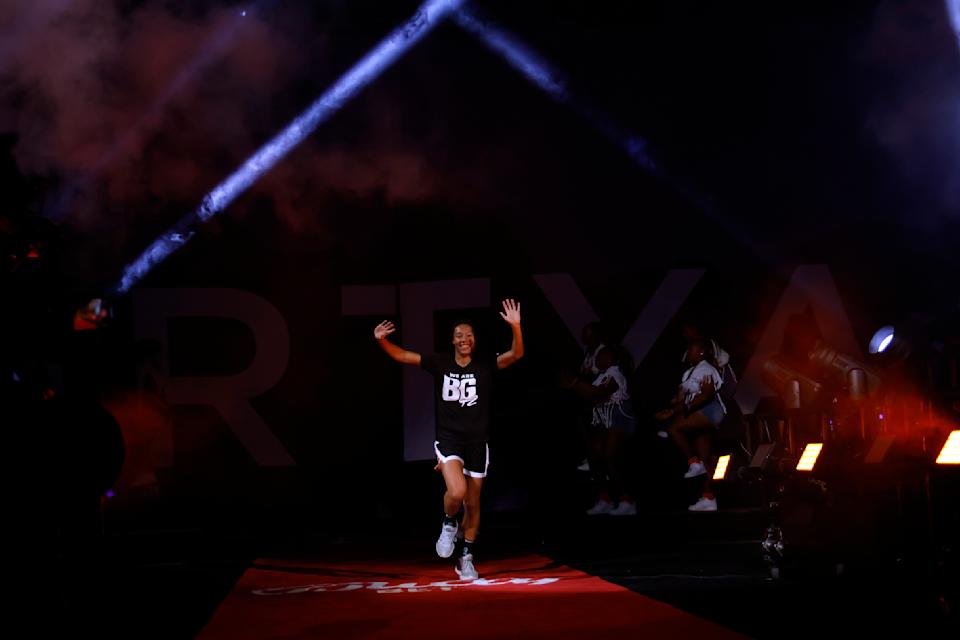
[869,326,895,354]
[936,430,960,465]
[713,454,731,480]
[796,443,823,471]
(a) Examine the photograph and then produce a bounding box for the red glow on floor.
[198,553,744,639]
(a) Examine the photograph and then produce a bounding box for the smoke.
[860,0,960,233]
[1,1,297,232]
[0,0,509,258]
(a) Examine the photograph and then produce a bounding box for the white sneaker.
[576,459,591,471]
[455,553,478,580]
[436,522,458,558]
[688,497,718,512]
[609,501,637,516]
[684,461,707,478]
[586,500,614,515]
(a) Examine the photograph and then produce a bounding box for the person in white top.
[655,339,726,512]
[564,346,638,516]
[680,321,737,402]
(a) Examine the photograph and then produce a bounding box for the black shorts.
[434,439,490,478]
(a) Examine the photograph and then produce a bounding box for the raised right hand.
[374,320,396,340]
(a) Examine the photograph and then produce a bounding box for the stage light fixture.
[761,356,823,409]
[936,430,960,465]
[809,342,882,399]
[796,443,823,471]
[869,326,895,354]
[713,455,731,480]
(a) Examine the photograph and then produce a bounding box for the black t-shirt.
[420,352,497,443]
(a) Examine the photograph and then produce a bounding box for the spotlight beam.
[453,3,771,262]
[452,5,656,172]
[114,0,465,293]
[115,0,771,294]
[947,0,960,49]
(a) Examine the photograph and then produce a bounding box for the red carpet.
[198,553,745,639]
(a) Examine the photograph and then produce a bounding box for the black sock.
[462,539,474,557]
[443,514,457,528]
